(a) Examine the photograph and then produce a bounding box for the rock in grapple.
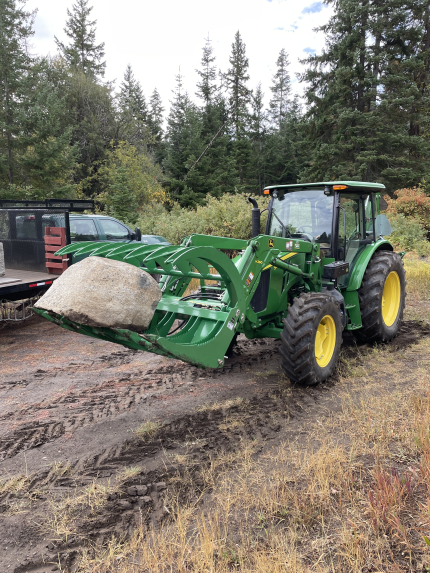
[35,256,162,331]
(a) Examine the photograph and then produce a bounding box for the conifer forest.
[2,0,430,220]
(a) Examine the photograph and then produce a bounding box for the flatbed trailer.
[0,199,94,321]
[0,268,55,298]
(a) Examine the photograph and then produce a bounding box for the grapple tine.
[122,244,168,267]
[54,242,100,256]
[62,242,116,257]
[140,246,184,273]
[87,243,133,257]
[104,244,146,261]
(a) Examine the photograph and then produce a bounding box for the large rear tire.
[280,293,343,386]
[355,250,406,343]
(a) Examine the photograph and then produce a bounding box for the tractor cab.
[264,181,392,285]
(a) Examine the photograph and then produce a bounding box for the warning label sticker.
[245,272,254,286]
[286,240,293,251]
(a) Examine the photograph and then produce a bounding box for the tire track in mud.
[2,321,430,573]
[1,387,315,573]
[1,320,428,464]
[0,349,138,391]
[0,339,279,462]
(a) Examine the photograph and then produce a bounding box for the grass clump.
[40,480,119,541]
[134,420,161,441]
[0,474,30,496]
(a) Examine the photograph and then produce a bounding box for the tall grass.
[404,254,430,299]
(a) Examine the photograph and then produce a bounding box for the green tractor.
[35,181,405,386]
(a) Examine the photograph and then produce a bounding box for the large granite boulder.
[0,243,4,277]
[35,256,162,331]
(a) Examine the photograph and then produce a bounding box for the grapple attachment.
[34,238,248,369]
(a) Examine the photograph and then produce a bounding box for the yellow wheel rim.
[382,271,401,327]
[315,315,336,368]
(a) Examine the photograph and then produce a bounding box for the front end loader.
[35,181,406,385]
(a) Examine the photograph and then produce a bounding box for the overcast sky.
[27,0,333,110]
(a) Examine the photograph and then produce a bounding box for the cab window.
[70,219,98,241]
[364,196,375,239]
[99,219,129,240]
[269,190,333,245]
[16,214,37,239]
[338,195,364,263]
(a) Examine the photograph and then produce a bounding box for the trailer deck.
[0,268,56,298]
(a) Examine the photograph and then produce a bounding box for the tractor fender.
[346,240,393,292]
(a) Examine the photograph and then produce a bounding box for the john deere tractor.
[35,181,405,386]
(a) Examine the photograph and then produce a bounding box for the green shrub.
[134,194,269,244]
[386,187,430,232]
[388,213,428,252]
[416,240,430,257]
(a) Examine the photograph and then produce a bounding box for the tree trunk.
[4,76,13,184]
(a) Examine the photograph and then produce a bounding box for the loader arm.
[33,234,321,369]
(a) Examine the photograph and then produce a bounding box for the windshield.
[141,235,168,244]
[269,190,333,245]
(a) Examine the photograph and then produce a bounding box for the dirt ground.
[1,293,430,572]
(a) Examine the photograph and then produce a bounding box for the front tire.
[280,293,343,386]
[355,250,406,343]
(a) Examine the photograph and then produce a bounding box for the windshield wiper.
[271,211,292,238]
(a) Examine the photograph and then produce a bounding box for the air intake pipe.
[248,197,261,238]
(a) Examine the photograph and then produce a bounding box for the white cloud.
[27,0,332,110]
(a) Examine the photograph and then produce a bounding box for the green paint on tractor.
[35,181,406,386]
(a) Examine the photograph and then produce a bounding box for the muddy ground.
[0,305,429,573]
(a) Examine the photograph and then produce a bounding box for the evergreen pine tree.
[148,88,164,140]
[224,30,252,139]
[196,35,218,106]
[54,1,113,194]
[250,83,268,194]
[223,31,253,188]
[268,48,291,129]
[299,0,430,190]
[0,0,34,185]
[119,64,147,121]
[63,69,116,193]
[265,94,304,186]
[0,3,76,196]
[164,72,204,206]
[192,36,238,197]
[147,87,165,164]
[19,57,78,195]
[55,0,105,78]
[263,50,303,187]
[117,64,150,150]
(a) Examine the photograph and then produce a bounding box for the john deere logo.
[268,239,274,248]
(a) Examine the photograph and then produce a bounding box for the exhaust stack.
[248,197,260,238]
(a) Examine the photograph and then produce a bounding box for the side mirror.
[134,227,142,241]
